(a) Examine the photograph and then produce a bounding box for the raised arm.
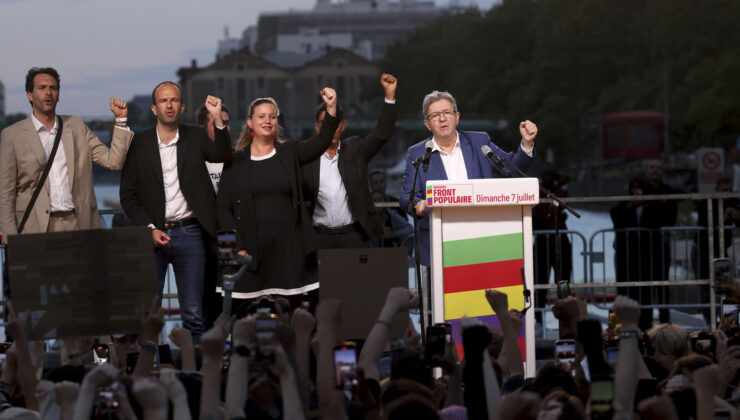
[295,87,341,164]
[612,295,641,419]
[6,303,39,410]
[485,289,523,376]
[202,95,232,163]
[225,316,254,419]
[199,315,231,420]
[358,287,417,381]
[291,308,317,412]
[133,296,165,379]
[316,298,348,420]
[89,98,134,170]
[357,74,399,159]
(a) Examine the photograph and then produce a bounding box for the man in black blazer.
[119,82,231,338]
[303,74,399,249]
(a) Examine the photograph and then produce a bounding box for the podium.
[427,178,539,377]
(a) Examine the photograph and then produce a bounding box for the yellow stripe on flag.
[444,285,525,320]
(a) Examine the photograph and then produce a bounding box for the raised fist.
[110,97,128,119]
[519,120,538,147]
[380,74,397,101]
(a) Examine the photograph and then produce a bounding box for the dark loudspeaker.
[318,248,409,341]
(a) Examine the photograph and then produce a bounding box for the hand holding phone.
[334,342,358,389]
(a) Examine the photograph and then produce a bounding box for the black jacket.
[302,101,398,240]
[217,112,341,265]
[119,124,232,238]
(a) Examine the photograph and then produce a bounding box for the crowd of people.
[1,284,740,419]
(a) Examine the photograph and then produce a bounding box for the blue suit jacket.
[399,131,534,266]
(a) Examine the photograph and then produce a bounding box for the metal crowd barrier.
[1,192,739,339]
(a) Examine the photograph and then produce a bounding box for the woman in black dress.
[217,88,340,303]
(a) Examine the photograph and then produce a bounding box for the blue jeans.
[155,223,206,338]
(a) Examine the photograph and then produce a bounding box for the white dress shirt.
[432,131,535,180]
[157,129,194,221]
[31,114,74,212]
[313,144,354,227]
[432,133,468,181]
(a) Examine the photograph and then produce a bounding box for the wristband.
[115,117,128,122]
[231,345,251,357]
[140,340,158,354]
[618,330,639,339]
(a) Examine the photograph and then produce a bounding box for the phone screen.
[722,299,739,323]
[557,281,571,299]
[334,344,358,389]
[555,339,576,363]
[425,326,446,364]
[217,230,241,267]
[714,258,733,286]
[590,379,614,415]
[606,346,619,366]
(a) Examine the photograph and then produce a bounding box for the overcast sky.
[0,0,496,118]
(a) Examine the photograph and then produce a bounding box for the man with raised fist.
[0,67,134,237]
[119,81,232,337]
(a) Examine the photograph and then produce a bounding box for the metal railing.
[1,192,738,338]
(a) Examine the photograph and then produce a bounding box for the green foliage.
[381,0,740,163]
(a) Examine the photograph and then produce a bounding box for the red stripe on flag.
[443,259,524,294]
[455,338,527,362]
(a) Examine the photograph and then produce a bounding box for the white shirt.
[432,131,535,180]
[432,133,468,181]
[313,144,354,227]
[157,129,194,221]
[31,114,74,212]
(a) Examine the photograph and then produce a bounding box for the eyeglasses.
[426,110,456,121]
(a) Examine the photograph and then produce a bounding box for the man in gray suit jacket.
[0,67,133,240]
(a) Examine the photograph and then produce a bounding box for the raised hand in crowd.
[359,287,418,381]
[133,296,165,378]
[6,302,39,411]
[612,295,642,418]
[132,378,169,420]
[266,342,304,420]
[53,380,79,420]
[485,289,523,376]
[225,315,254,420]
[73,363,119,420]
[694,364,722,420]
[552,295,587,340]
[199,314,232,420]
[291,307,316,411]
[167,327,195,371]
[159,368,191,420]
[316,298,348,420]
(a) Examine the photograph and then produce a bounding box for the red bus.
[588,111,668,161]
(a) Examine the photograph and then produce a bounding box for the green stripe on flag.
[442,233,523,267]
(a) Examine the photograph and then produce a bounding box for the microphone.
[422,140,433,172]
[481,144,510,177]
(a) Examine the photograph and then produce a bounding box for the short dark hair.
[151,81,183,105]
[25,67,60,93]
[196,102,230,127]
[369,170,385,179]
[314,102,345,123]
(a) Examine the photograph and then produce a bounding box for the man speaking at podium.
[400,90,538,268]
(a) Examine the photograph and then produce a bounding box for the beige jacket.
[0,115,133,239]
